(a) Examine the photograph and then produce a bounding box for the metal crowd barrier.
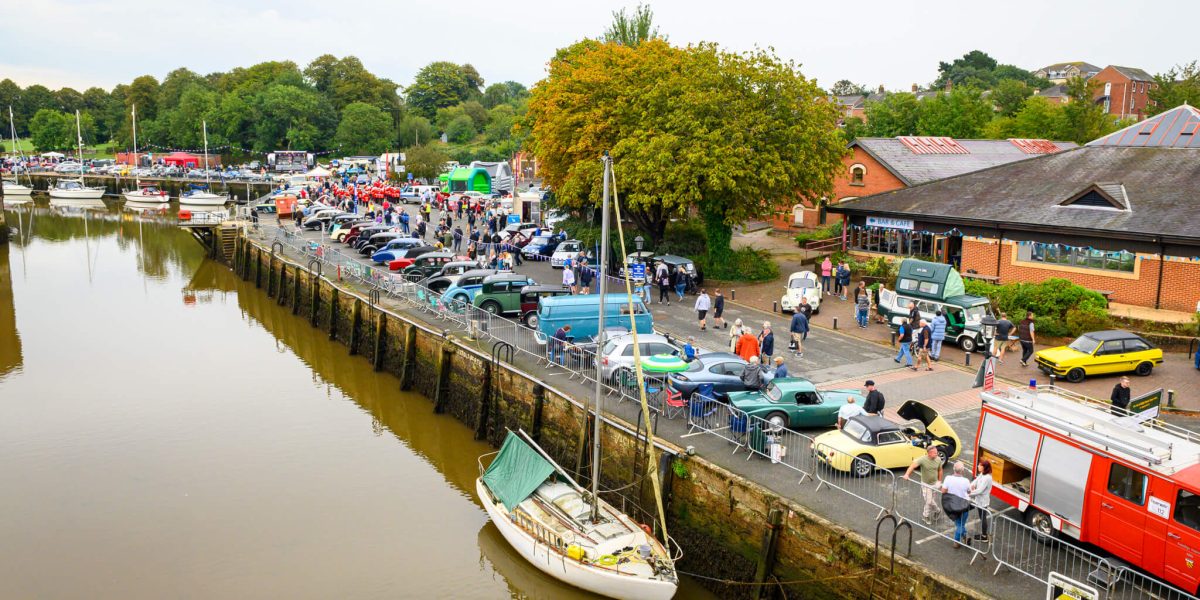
[682,397,749,450]
[739,413,818,484]
[891,475,991,564]
[812,442,898,519]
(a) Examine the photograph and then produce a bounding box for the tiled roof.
[1037,62,1101,75]
[829,146,1200,242]
[1087,105,1200,148]
[851,137,1077,185]
[1109,65,1155,82]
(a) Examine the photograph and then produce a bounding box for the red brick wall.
[961,239,1200,311]
[1091,67,1156,120]
[770,146,908,230]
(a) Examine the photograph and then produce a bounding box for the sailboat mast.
[590,153,612,522]
[202,120,211,187]
[75,110,84,179]
[131,104,139,187]
[8,105,27,185]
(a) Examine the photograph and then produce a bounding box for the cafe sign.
[866,216,914,230]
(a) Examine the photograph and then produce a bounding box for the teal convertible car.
[727,378,864,429]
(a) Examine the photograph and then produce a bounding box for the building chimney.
[944,80,953,92]
[911,83,918,93]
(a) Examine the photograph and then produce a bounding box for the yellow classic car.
[1035,330,1162,383]
[812,401,961,477]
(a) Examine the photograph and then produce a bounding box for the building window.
[1016,242,1135,272]
[849,164,866,186]
[848,227,935,257]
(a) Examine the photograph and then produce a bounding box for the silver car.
[599,333,682,383]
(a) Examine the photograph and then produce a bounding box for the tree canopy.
[1147,61,1200,116]
[405,61,483,119]
[526,38,845,270]
[933,50,1047,90]
[602,3,661,46]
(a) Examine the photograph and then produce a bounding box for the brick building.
[771,136,1075,230]
[1091,65,1157,120]
[827,105,1200,311]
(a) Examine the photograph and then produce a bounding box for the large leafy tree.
[991,79,1034,117]
[29,109,95,151]
[1147,61,1200,116]
[481,81,528,109]
[916,87,994,138]
[934,50,1047,90]
[406,62,483,119]
[984,95,1067,140]
[17,85,56,134]
[305,54,400,114]
[332,102,393,154]
[403,143,450,180]
[829,80,869,96]
[1061,76,1118,143]
[526,39,844,265]
[252,83,336,151]
[863,92,921,136]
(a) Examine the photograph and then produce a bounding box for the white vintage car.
[780,270,821,314]
[549,239,584,268]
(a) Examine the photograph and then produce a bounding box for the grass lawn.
[3,137,118,158]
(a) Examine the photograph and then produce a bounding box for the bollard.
[890,332,896,347]
[731,289,736,301]
[1169,389,1176,408]
[833,317,838,330]
[965,352,971,366]
[772,301,777,313]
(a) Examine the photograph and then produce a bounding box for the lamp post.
[633,235,646,301]
[980,315,999,359]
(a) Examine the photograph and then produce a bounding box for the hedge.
[963,278,1110,338]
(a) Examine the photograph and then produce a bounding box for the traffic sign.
[630,263,646,280]
[983,357,996,391]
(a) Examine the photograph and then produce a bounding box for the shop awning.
[481,432,556,511]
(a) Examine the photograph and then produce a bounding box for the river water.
[0,201,707,599]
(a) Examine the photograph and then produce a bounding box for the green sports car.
[727,378,863,430]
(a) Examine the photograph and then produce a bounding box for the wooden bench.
[963,272,1000,283]
[1090,289,1114,301]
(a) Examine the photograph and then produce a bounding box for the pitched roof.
[1036,84,1069,98]
[1109,65,1155,82]
[1038,62,1101,74]
[1087,104,1200,148]
[829,145,1200,243]
[850,137,1078,186]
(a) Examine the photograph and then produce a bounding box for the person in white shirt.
[694,289,711,330]
[837,397,865,429]
[941,461,973,547]
[562,266,576,293]
[970,460,994,542]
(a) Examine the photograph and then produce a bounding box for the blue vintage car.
[370,238,426,264]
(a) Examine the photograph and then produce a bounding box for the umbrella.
[640,353,689,373]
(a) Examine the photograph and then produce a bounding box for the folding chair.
[664,388,687,419]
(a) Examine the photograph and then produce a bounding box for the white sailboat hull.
[2,181,33,196]
[180,191,229,206]
[475,479,676,600]
[49,186,105,200]
[122,190,170,203]
[49,198,106,210]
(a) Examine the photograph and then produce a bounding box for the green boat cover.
[482,433,556,511]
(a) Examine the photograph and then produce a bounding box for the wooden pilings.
[754,508,785,599]
[291,268,301,315]
[327,287,339,340]
[266,254,276,298]
[398,325,417,391]
[372,311,385,371]
[474,361,492,440]
[348,299,362,355]
[253,246,263,289]
[432,346,455,414]
[309,271,320,326]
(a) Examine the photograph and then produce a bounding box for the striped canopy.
[640,353,689,373]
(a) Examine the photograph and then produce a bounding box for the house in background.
[1091,65,1157,120]
[1033,84,1071,104]
[770,136,1075,230]
[1034,61,1102,85]
[826,105,1200,311]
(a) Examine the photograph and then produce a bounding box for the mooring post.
[372,311,385,371]
[241,239,251,281]
[266,256,276,298]
[754,508,785,599]
[277,264,288,306]
[432,346,455,414]
[328,287,339,340]
[531,384,546,444]
[475,361,492,440]
[348,299,362,355]
[233,236,242,277]
[254,247,263,289]
[399,325,417,391]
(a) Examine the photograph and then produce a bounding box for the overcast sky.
[4,0,1198,93]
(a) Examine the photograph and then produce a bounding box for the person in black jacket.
[863,380,885,415]
[1110,377,1131,415]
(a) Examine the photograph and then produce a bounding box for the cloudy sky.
[3,0,1197,93]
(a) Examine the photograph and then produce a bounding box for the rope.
[675,567,873,586]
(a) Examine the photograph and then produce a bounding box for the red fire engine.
[977,385,1200,594]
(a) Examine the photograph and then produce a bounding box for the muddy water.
[0,202,707,599]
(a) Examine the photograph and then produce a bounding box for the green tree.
[81,87,114,140]
[460,100,488,129]
[406,62,481,119]
[305,54,401,113]
[397,114,434,147]
[864,92,921,136]
[29,109,72,151]
[482,81,529,108]
[163,85,220,149]
[526,39,845,264]
[445,114,476,143]
[17,84,56,134]
[983,95,1067,139]
[403,144,451,180]
[602,3,660,46]
[829,80,868,96]
[485,104,516,143]
[332,102,393,154]
[934,50,1046,89]
[253,84,336,151]
[435,105,468,132]
[126,75,160,120]
[916,86,994,137]
[991,79,1033,117]
[157,68,206,111]
[55,87,84,113]
[840,116,867,143]
[1147,61,1200,116]
[1061,76,1117,144]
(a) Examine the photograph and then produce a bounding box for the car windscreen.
[1068,335,1101,354]
[560,243,581,252]
[530,236,553,245]
[765,382,782,402]
[788,278,816,289]
[964,305,988,324]
[842,420,870,442]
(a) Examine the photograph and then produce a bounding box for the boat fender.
[639,523,654,536]
[566,545,587,562]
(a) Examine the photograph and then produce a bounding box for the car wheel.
[1065,367,1086,383]
[1135,361,1153,377]
[523,313,539,329]
[453,294,470,306]
[765,412,788,430]
[1024,509,1059,542]
[481,301,501,315]
[610,367,634,387]
[852,454,876,478]
[935,445,950,464]
[959,337,977,353]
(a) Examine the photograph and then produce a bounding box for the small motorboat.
[122,182,169,203]
[49,178,105,200]
[180,184,229,206]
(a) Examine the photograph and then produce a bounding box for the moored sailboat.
[48,110,104,200]
[121,105,168,203]
[3,106,33,198]
[179,120,228,207]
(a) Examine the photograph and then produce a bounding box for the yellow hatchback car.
[1035,330,1162,383]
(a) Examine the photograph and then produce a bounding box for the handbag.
[942,493,971,518]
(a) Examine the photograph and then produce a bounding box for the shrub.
[965,278,1110,337]
[794,221,842,247]
[698,248,779,283]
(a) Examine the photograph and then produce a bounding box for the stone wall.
[237,234,986,600]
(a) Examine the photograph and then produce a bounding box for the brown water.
[0,202,709,599]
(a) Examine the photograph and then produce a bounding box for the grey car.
[599,333,682,383]
[665,352,750,399]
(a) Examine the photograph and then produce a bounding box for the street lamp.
[980,314,999,358]
[634,235,644,252]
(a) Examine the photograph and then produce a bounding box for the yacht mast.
[590,152,612,522]
[202,120,211,188]
[131,104,139,188]
[75,110,85,180]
